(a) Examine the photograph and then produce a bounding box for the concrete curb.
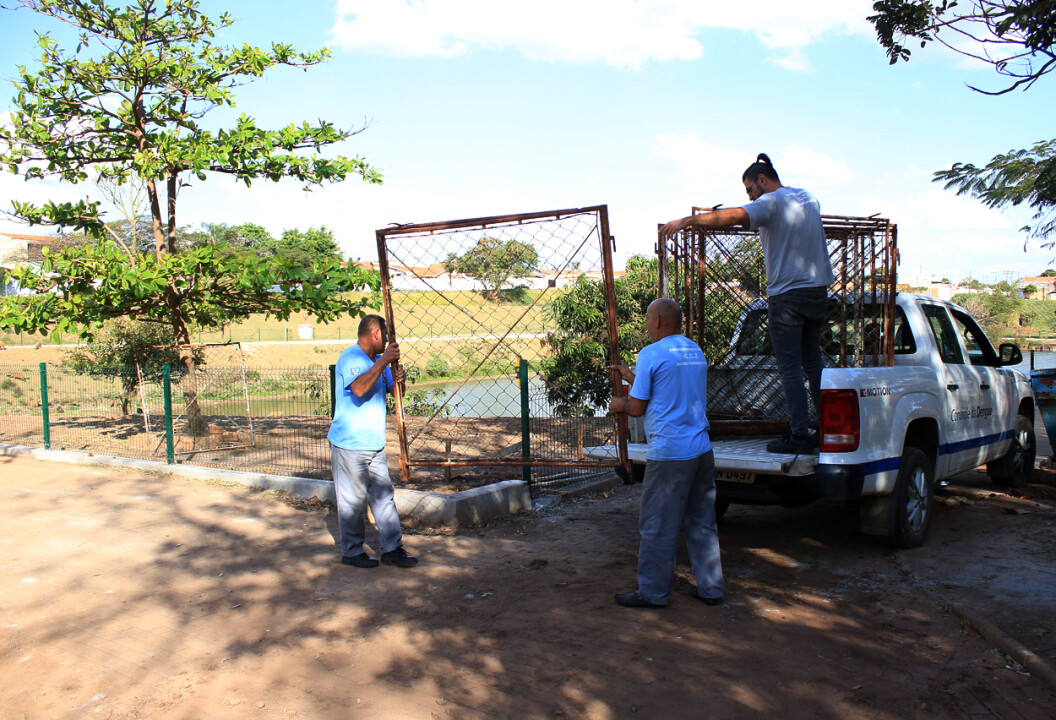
[947,601,1056,693]
[0,443,530,529]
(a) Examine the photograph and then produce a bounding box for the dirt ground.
[2,453,1056,720]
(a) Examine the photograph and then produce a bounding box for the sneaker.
[614,589,666,608]
[766,433,816,454]
[380,546,419,568]
[694,592,724,606]
[341,552,379,568]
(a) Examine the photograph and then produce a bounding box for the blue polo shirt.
[328,344,392,451]
[629,334,711,461]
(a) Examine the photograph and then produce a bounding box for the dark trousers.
[767,286,827,438]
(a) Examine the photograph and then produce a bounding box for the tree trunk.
[167,287,205,436]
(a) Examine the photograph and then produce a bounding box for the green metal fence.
[0,361,604,494]
[0,362,334,480]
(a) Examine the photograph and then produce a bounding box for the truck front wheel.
[986,415,1036,488]
[891,447,934,549]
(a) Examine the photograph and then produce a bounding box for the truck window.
[734,310,771,355]
[949,308,999,367]
[921,304,964,364]
[891,308,915,354]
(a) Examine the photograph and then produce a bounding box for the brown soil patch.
[2,454,1055,720]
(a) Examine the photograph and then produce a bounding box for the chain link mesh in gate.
[376,206,625,483]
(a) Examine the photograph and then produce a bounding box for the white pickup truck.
[589,293,1036,548]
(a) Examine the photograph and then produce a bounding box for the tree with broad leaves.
[868,1,1056,245]
[443,237,539,297]
[0,0,383,432]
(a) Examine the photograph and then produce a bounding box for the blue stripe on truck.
[858,430,1012,477]
[940,430,1012,457]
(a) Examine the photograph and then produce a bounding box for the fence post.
[162,364,175,465]
[519,358,530,485]
[38,362,50,450]
[329,364,337,417]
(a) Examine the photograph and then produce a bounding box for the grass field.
[0,289,557,369]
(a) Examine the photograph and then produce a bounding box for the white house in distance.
[0,231,63,295]
[1021,276,1056,299]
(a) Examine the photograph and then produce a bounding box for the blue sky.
[1,0,1054,284]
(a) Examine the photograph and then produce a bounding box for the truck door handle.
[947,384,959,391]
[980,383,990,390]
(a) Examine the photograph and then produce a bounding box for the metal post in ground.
[329,364,337,417]
[162,364,175,464]
[519,358,530,485]
[38,363,50,450]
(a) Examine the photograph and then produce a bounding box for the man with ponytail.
[659,153,833,454]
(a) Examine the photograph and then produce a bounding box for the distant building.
[1022,276,1056,300]
[0,231,64,296]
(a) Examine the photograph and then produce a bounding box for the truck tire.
[891,447,934,549]
[986,415,1036,488]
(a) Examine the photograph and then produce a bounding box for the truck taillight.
[820,389,859,452]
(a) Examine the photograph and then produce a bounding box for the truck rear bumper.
[716,463,864,507]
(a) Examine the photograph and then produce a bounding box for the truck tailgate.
[583,438,817,477]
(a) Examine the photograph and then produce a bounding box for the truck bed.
[584,437,817,477]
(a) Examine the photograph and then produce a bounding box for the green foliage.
[0,241,381,342]
[542,255,658,416]
[444,237,539,296]
[190,223,276,249]
[1,0,380,249]
[868,1,1056,244]
[1024,284,1039,295]
[271,226,343,267]
[1043,268,1056,277]
[935,139,1056,243]
[868,0,1056,94]
[0,0,383,413]
[424,355,451,378]
[952,288,1024,332]
[393,389,454,418]
[63,317,203,413]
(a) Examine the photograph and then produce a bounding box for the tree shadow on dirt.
[5,465,1055,720]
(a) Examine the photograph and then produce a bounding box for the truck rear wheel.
[986,414,1035,488]
[891,447,934,549]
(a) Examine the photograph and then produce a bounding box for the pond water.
[406,375,552,418]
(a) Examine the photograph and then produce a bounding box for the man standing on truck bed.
[659,153,834,454]
[609,298,724,608]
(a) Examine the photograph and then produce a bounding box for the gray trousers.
[330,444,403,557]
[637,450,724,604]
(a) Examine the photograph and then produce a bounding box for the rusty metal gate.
[658,212,898,435]
[376,206,627,485]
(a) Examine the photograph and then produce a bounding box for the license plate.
[715,469,755,484]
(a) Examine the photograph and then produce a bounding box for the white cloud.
[330,0,874,68]
[653,136,852,202]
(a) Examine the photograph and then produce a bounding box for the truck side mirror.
[998,343,1023,366]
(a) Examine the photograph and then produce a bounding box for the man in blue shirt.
[659,153,833,454]
[328,314,417,568]
[609,298,723,608]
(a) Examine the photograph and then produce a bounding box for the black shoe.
[341,552,379,568]
[614,589,666,608]
[766,433,815,454]
[380,546,418,568]
[694,592,724,606]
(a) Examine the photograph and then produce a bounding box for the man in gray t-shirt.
[659,153,833,454]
